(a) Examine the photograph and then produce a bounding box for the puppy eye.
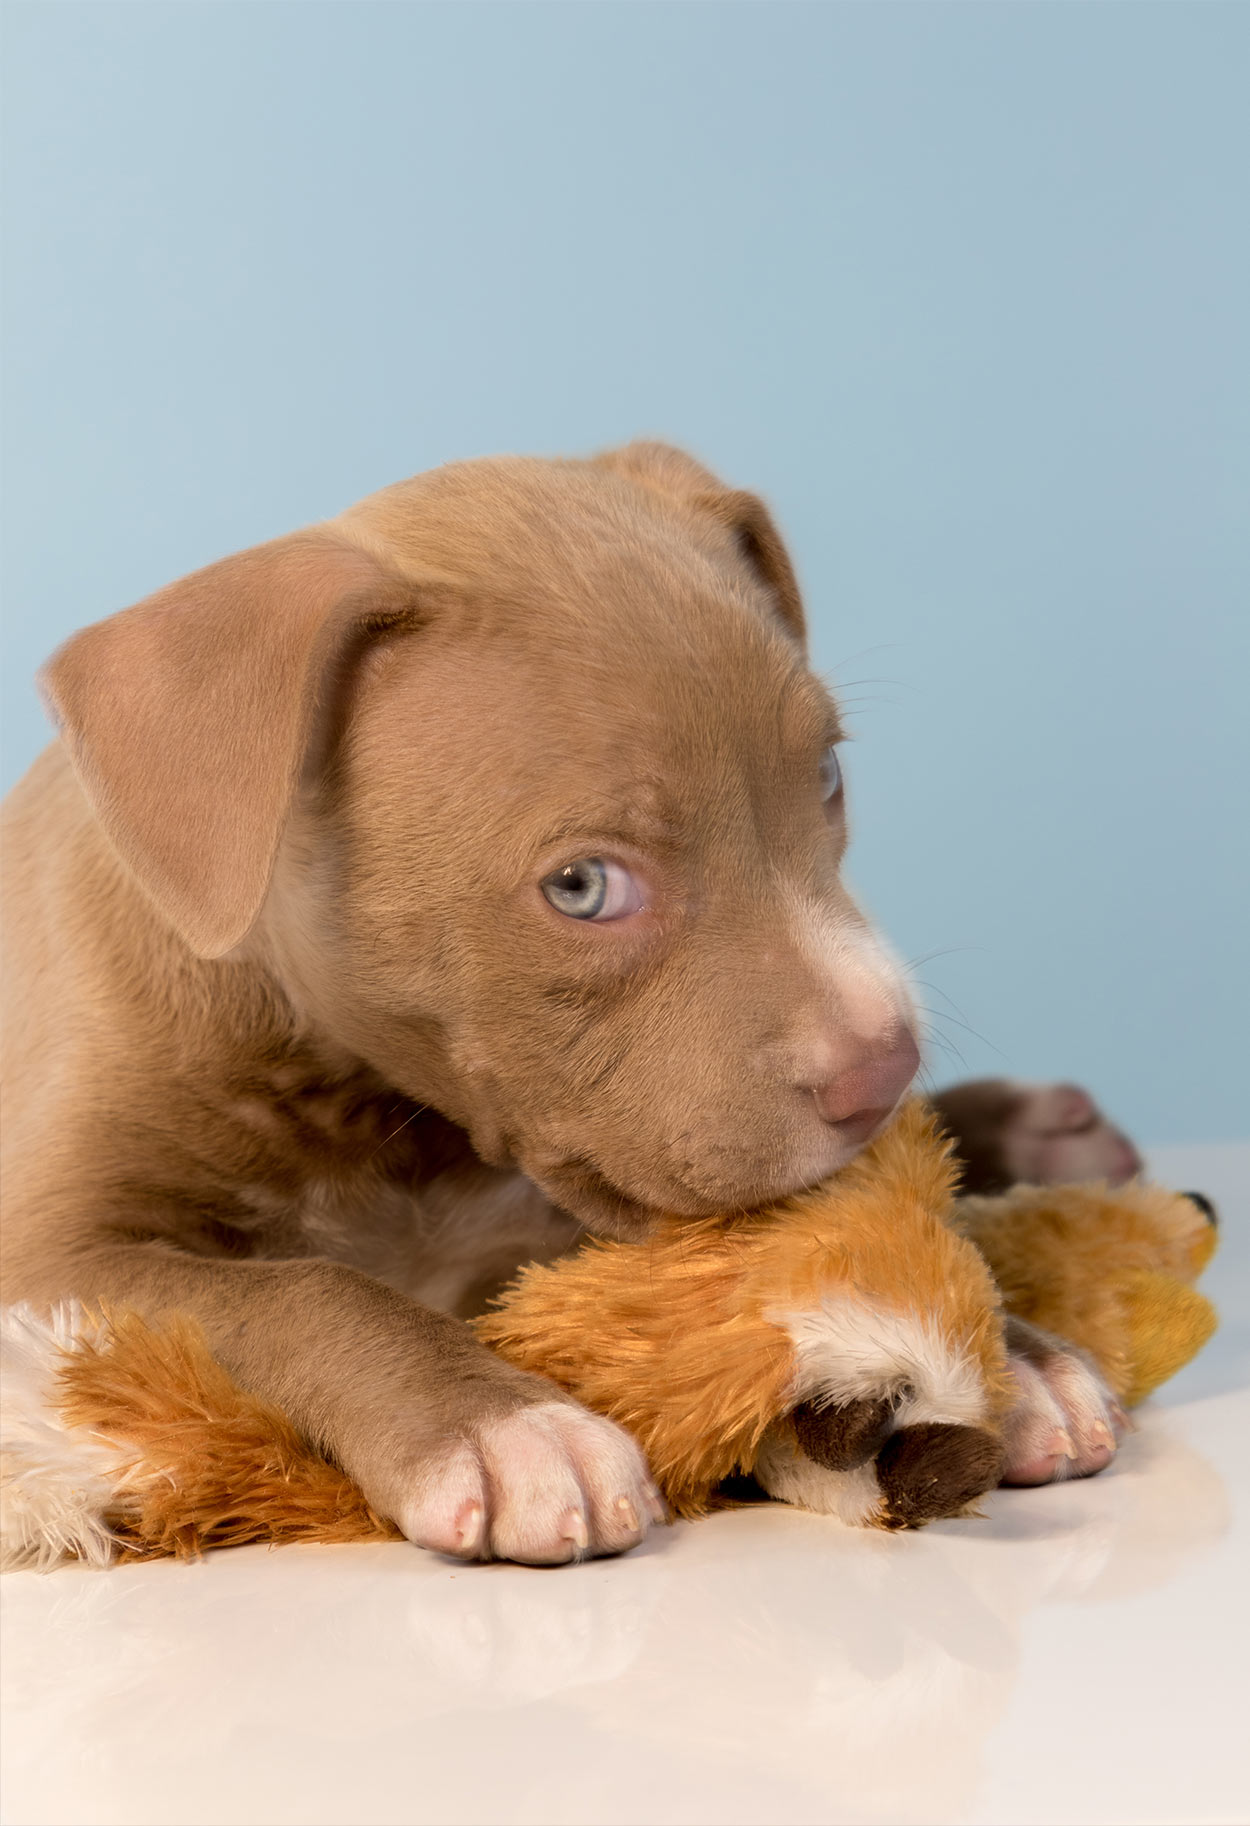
[540,858,644,921]
[819,745,843,802]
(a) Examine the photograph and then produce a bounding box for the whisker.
[367,1104,428,1161]
[912,997,1007,1062]
[913,1019,969,1073]
[903,946,985,972]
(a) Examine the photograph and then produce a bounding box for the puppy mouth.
[537,1160,665,1240]
[533,1145,850,1240]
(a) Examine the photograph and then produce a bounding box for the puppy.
[0,443,1124,1561]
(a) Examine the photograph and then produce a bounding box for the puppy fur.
[2,444,929,1562]
[0,443,1119,1560]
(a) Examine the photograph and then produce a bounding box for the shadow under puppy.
[0,441,1124,1563]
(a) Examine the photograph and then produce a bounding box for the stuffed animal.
[475,1100,1012,1527]
[0,1103,1217,1568]
[951,1179,1217,1408]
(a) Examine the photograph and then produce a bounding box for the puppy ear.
[40,529,421,959]
[593,440,806,645]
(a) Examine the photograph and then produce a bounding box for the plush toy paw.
[754,1398,1004,1530]
[480,1101,1015,1526]
[1001,1317,1127,1484]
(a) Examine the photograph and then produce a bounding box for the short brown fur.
[3,444,922,1558]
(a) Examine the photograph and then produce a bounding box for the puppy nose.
[808,1031,921,1140]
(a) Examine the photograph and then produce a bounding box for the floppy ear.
[40,528,422,959]
[593,440,806,645]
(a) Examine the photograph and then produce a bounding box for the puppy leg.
[13,1236,661,1564]
[1001,1316,1127,1485]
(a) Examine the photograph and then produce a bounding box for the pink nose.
[808,1031,921,1143]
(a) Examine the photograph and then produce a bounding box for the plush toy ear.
[593,441,806,646]
[40,528,423,959]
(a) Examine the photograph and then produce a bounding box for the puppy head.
[43,444,918,1235]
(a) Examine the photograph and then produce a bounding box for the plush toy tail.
[0,1304,398,1570]
[0,1306,123,1570]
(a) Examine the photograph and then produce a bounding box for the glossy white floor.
[3,1142,1247,1826]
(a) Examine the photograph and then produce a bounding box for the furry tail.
[1,1304,399,1572]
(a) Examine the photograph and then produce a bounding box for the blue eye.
[541,858,645,921]
[819,745,842,802]
[542,859,608,918]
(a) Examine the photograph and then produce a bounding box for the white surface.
[3,1144,1248,1826]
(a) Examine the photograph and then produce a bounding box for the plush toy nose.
[807,1030,921,1143]
[1183,1190,1218,1226]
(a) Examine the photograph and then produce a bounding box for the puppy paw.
[396,1401,665,1565]
[1001,1317,1127,1485]
[930,1078,1141,1192]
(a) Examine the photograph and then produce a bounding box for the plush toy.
[475,1101,1012,1527]
[952,1180,1218,1408]
[0,1104,1217,1569]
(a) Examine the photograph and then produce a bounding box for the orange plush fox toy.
[0,1103,1217,1569]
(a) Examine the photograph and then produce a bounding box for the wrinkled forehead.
[362,589,840,862]
[500,592,840,774]
[344,454,841,830]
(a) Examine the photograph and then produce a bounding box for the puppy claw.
[399,1400,655,1565]
[456,1500,486,1557]
[1003,1327,1124,1485]
[643,1484,669,1526]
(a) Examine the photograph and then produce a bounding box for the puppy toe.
[1003,1346,1124,1485]
[396,1440,491,1557]
[474,1405,594,1564]
[547,1404,665,1553]
[394,1401,658,1566]
[1042,1348,1125,1475]
[481,1402,659,1564]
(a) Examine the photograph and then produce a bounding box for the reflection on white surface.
[3,1142,1247,1826]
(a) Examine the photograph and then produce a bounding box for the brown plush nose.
[808,1031,920,1141]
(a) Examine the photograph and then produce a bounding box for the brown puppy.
[0,443,1116,1561]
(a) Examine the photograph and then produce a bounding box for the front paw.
[1001,1317,1127,1485]
[387,1398,665,1565]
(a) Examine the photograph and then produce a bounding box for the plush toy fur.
[0,1105,1217,1569]
[0,1304,401,1568]
[476,1101,1012,1525]
[953,1180,1217,1407]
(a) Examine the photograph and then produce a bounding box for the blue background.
[4,2,1246,1142]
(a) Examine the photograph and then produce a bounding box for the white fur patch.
[771,1296,990,1429]
[0,1304,126,1573]
[785,898,914,1043]
[753,1425,885,1525]
[751,1298,991,1522]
